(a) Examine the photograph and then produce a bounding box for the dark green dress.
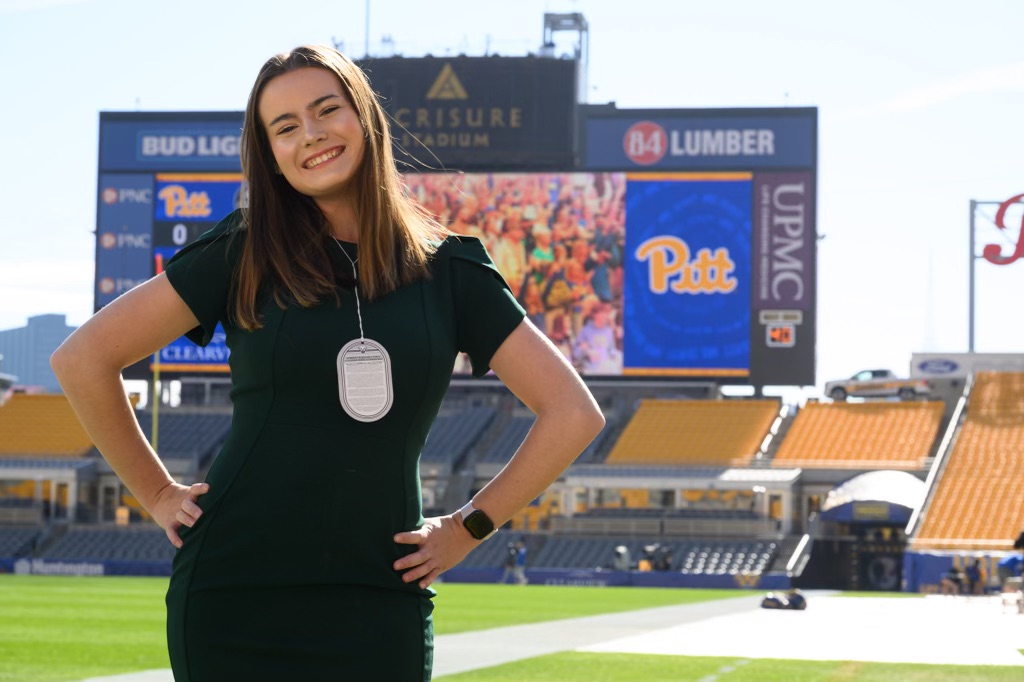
[163,209,525,681]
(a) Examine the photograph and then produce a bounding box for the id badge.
[337,338,394,422]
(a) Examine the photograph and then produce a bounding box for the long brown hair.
[234,45,447,330]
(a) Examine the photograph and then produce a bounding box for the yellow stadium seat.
[913,372,1024,551]
[771,401,943,470]
[604,399,779,466]
[0,394,93,456]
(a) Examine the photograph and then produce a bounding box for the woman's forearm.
[52,349,175,515]
[50,274,203,515]
[471,404,604,526]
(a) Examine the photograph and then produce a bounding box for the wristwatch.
[458,500,496,540]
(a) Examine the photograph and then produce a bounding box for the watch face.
[464,509,495,539]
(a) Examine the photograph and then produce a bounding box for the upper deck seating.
[913,372,1024,551]
[771,401,944,470]
[604,399,779,466]
[0,394,92,456]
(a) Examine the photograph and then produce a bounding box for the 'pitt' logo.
[635,236,737,294]
[983,193,1024,265]
[158,185,212,219]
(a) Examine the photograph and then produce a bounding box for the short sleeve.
[163,209,243,346]
[448,236,526,378]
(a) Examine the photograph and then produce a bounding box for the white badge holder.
[337,338,393,422]
[333,238,394,422]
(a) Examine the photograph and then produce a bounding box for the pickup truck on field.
[824,369,931,401]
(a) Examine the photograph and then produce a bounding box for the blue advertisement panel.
[95,174,155,309]
[902,550,1009,593]
[584,109,816,171]
[623,174,752,376]
[99,117,243,172]
[154,174,245,223]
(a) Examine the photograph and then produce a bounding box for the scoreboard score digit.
[766,323,796,348]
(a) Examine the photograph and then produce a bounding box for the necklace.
[332,238,393,422]
[334,238,364,339]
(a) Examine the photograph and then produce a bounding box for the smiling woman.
[50,43,604,682]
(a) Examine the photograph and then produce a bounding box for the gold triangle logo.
[426,63,468,100]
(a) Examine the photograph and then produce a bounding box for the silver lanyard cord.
[334,238,364,340]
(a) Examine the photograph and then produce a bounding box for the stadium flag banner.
[358,56,577,171]
[623,173,752,377]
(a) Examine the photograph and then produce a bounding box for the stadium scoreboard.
[96,70,816,387]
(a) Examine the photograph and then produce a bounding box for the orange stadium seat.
[913,372,1024,551]
[771,401,943,470]
[0,394,93,456]
[605,399,779,466]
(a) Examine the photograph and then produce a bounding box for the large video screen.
[406,171,799,379]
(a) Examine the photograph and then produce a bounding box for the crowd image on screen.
[404,172,627,376]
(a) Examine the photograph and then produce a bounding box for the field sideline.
[2,575,1022,682]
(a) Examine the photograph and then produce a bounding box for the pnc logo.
[635,236,737,294]
[623,121,667,165]
[158,185,212,218]
[99,278,115,295]
[983,192,1024,265]
[100,232,151,249]
[102,187,152,204]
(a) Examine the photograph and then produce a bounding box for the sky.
[1,0,1022,395]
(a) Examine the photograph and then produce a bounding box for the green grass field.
[436,652,1024,682]
[1,575,1021,682]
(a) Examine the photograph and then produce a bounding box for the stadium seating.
[477,414,534,464]
[0,394,92,456]
[422,406,495,464]
[0,525,40,558]
[477,410,614,466]
[677,540,777,576]
[130,410,231,466]
[912,372,1024,550]
[518,535,776,574]
[41,525,175,562]
[604,399,779,466]
[771,401,944,469]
